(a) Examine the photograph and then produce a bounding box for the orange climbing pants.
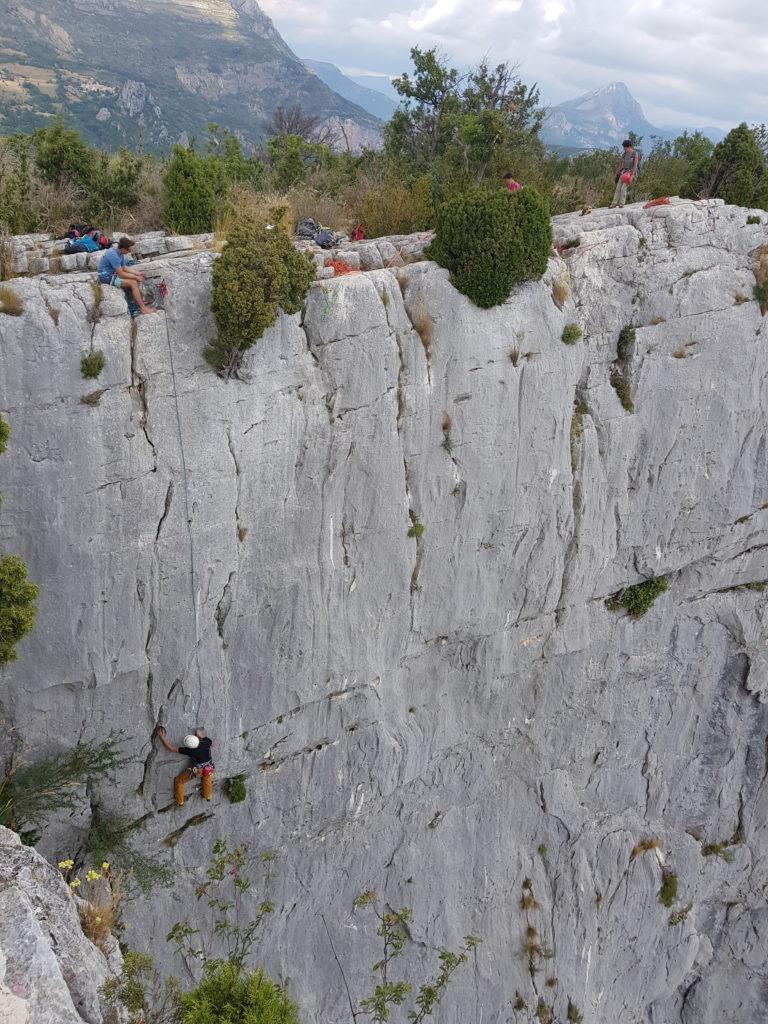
[175,766,213,806]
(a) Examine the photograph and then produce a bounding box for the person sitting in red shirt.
[503,172,522,192]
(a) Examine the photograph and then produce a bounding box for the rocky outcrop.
[1,199,768,1022]
[0,828,120,1024]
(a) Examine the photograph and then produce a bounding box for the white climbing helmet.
[184,734,200,749]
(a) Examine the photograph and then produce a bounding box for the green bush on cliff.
[608,575,669,619]
[177,962,300,1024]
[162,145,216,234]
[205,222,314,377]
[426,187,551,308]
[0,414,9,455]
[0,554,38,665]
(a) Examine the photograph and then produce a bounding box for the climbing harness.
[157,277,205,721]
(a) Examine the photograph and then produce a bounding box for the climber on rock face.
[156,726,214,806]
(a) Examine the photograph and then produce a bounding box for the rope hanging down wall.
[156,278,205,721]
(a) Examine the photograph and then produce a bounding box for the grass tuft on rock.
[561,323,582,345]
[81,350,106,379]
[0,285,23,316]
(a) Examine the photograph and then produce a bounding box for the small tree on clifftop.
[427,187,551,308]
[162,144,216,234]
[205,221,314,377]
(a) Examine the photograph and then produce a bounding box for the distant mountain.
[0,0,381,151]
[541,82,669,150]
[304,60,397,123]
[541,82,729,151]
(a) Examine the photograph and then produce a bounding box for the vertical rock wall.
[1,200,767,1022]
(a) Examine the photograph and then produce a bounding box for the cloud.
[260,0,766,127]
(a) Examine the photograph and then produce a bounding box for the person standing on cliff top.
[610,140,639,209]
[156,726,214,806]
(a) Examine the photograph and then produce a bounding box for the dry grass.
[735,291,747,305]
[80,389,106,407]
[411,313,434,369]
[631,836,660,859]
[46,302,61,324]
[78,873,121,950]
[650,316,665,325]
[86,281,103,324]
[0,284,23,315]
[213,187,295,246]
[0,232,14,281]
[552,275,570,308]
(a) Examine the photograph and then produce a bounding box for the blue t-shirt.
[98,248,125,283]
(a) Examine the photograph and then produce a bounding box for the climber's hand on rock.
[156,725,166,737]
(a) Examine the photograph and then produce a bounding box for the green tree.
[695,123,768,209]
[205,221,314,377]
[0,736,132,841]
[427,186,551,308]
[176,962,299,1024]
[33,116,91,185]
[162,145,216,234]
[386,49,544,185]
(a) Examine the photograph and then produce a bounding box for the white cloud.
[260,0,766,128]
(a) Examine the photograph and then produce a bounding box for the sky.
[259,0,767,130]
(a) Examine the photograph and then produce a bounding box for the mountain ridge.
[0,0,381,150]
[541,81,728,150]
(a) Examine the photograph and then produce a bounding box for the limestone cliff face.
[0,827,121,1024]
[1,201,768,1022]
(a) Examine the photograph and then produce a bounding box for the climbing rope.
[156,279,205,721]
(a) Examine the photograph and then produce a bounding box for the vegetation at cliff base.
[178,963,300,1024]
[205,220,314,377]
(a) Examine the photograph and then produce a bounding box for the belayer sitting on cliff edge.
[98,237,157,315]
[156,726,214,806]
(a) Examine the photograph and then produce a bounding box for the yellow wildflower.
[101,862,110,872]
[70,879,81,889]
[95,917,102,924]
[58,859,74,870]
[86,870,100,882]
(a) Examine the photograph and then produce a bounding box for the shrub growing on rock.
[0,554,38,666]
[608,575,669,618]
[223,774,247,804]
[205,222,314,377]
[80,350,106,379]
[162,145,216,235]
[0,414,9,455]
[426,186,551,308]
[561,323,582,345]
